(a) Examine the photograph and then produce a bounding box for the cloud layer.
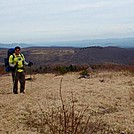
[0,0,134,43]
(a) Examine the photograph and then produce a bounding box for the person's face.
[15,48,20,55]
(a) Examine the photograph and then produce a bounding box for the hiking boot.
[13,92,18,94]
[20,91,25,94]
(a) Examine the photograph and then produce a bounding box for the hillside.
[0,71,134,133]
[0,47,134,68]
[71,46,134,65]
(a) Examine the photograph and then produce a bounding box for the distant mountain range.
[0,37,134,67]
[0,37,134,48]
[46,37,134,48]
[1,46,134,67]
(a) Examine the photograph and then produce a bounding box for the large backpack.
[4,48,15,72]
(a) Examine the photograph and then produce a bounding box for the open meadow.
[0,70,134,134]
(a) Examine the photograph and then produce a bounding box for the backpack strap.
[12,53,24,60]
[20,54,24,59]
[12,54,15,60]
[20,54,25,65]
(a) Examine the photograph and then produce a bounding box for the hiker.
[9,46,33,94]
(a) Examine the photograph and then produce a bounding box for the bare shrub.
[20,78,105,133]
[20,77,133,134]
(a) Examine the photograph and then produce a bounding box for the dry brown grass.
[20,78,110,134]
[0,70,134,133]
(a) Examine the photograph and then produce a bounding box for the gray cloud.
[0,0,134,43]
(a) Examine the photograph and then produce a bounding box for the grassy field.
[0,70,134,133]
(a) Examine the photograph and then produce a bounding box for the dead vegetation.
[0,68,134,133]
[19,77,133,134]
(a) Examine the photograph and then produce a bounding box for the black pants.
[12,71,25,93]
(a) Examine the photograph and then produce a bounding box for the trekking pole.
[30,66,32,90]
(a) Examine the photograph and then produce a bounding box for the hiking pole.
[30,66,32,80]
[30,66,32,90]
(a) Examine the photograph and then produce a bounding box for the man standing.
[9,46,33,94]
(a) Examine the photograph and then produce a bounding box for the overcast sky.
[0,0,134,44]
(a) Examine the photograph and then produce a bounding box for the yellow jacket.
[9,53,27,72]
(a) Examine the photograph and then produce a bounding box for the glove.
[14,62,18,69]
[28,61,33,67]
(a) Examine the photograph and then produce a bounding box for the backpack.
[4,48,15,72]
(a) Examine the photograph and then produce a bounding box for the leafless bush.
[20,77,133,134]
